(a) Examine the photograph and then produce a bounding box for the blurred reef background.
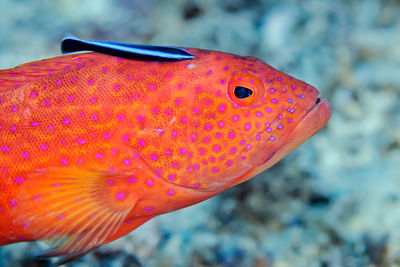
[1,0,400,266]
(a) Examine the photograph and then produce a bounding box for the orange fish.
[0,37,331,263]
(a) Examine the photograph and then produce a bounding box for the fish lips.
[247,96,332,179]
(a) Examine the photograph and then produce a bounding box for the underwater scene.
[0,0,399,266]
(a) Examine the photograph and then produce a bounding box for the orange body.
[0,49,331,259]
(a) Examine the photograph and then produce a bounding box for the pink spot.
[149,84,156,90]
[97,153,102,159]
[269,136,276,141]
[11,106,17,112]
[124,159,130,165]
[146,179,154,186]
[61,158,67,165]
[145,207,153,211]
[175,99,181,105]
[118,114,125,121]
[266,127,272,133]
[128,177,136,183]
[167,190,175,196]
[14,177,24,184]
[68,95,74,101]
[228,132,236,139]
[56,79,61,85]
[219,105,225,112]
[190,134,197,141]
[193,183,200,188]
[226,160,233,166]
[77,138,85,144]
[122,135,129,142]
[138,139,145,146]
[244,123,251,131]
[103,133,112,138]
[90,97,97,103]
[22,152,29,159]
[88,79,93,84]
[193,108,199,114]
[53,183,61,187]
[172,131,178,137]
[233,115,239,121]
[9,200,17,207]
[1,146,9,152]
[204,124,212,130]
[165,149,171,155]
[181,117,187,123]
[151,154,158,160]
[207,70,212,75]
[172,162,179,169]
[56,214,65,219]
[213,145,221,152]
[168,174,176,180]
[137,115,144,121]
[271,98,278,104]
[218,121,224,128]
[116,192,126,200]
[63,118,70,124]
[199,148,206,155]
[212,167,219,173]
[166,73,172,78]
[230,147,237,154]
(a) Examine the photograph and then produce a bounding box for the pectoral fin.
[11,167,140,256]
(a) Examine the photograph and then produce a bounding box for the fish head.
[131,50,331,191]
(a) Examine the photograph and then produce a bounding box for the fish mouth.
[244,95,331,180]
[306,97,322,114]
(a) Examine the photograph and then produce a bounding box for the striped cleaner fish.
[0,37,331,263]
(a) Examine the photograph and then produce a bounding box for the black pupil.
[234,86,253,99]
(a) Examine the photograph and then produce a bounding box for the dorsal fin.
[61,35,194,61]
[0,53,100,90]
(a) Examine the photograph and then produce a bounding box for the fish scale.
[0,45,330,263]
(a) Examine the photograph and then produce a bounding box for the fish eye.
[227,73,265,107]
[234,86,253,99]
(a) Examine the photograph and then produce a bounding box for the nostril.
[315,98,321,105]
